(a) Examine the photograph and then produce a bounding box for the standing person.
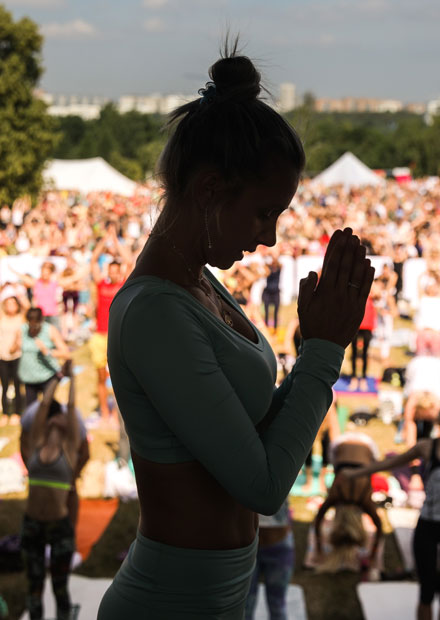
[262,251,282,332]
[0,296,24,425]
[12,307,71,405]
[341,429,440,620]
[348,294,377,392]
[20,363,80,620]
[9,261,61,328]
[89,226,132,427]
[244,499,294,620]
[98,42,374,619]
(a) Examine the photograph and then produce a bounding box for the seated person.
[313,433,382,573]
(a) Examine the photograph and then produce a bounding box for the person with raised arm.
[20,361,80,620]
[341,431,440,620]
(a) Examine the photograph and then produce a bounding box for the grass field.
[0,306,415,619]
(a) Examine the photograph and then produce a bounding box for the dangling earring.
[204,206,212,249]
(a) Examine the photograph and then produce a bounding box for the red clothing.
[96,279,124,334]
[359,296,377,331]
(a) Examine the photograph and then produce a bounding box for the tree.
[0,6,58,205]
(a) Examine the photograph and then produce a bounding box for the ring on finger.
[348,281,361,289]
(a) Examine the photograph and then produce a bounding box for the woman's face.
[3,297,19,315]
[210,159,299,270]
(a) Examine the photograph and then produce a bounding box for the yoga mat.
[254,584,307,619]
[76,498,119,561]
[19,575,112,620]
[334,375,378,395]
[387,507,420,572]
[358,583,440,620]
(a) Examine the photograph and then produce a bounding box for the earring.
[204,206,212,249]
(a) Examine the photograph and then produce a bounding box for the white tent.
[43,157,138,196]
[311,152,385,189]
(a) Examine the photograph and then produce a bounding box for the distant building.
[276,83,297,113]
[35,91,109,120]
[118,93,191,115]
[425,98,440,125]
[315,97,404,113]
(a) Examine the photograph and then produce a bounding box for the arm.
[112,233,133,279]
[402,393,420,462]
[341,442,427,479]
[45,325,71,360]
[361,497,383,564]
[10,328,22,356]
[64,361,81,455]
[119,291,343,515]
[29,375,61,450]
[7,266,35,288]
[90,237,107,284]
[314,494,337,553]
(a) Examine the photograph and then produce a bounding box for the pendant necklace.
[150,231,234,328]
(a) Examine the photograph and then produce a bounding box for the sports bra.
[27,449,73,491]
[107,268,344,515]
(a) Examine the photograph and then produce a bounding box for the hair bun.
[209,56,261,101]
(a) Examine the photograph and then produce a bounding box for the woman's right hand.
[297,228,375,349]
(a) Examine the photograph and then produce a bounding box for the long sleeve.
[118,290,344,515]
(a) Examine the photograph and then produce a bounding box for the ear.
[191,166,225,209]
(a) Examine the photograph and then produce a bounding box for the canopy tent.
[43,157,138,196]
[311,152,385,189]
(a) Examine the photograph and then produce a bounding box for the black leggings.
[21,514,74,620]
[351,329,373,378]
[262,290,280,329]
[0,358,23,416]
[413,517,440,605]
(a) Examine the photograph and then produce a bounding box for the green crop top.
[107,268,344,515]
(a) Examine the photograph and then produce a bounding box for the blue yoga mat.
[334,375,378,394]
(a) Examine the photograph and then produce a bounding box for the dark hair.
[48,399,62,418]
[26,307,43,322]
[157,36,305,203]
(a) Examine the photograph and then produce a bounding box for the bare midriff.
[132,450,258,550]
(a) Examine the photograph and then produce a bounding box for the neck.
[151,208,208,286]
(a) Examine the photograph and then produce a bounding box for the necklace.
[150,230,234,328]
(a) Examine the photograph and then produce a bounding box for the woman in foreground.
[98,41,374,619]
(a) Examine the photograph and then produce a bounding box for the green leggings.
[98,530,258,619]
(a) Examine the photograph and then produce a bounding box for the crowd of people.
[0,173,440,618]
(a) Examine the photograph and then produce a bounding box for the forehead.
[242,160,299,206]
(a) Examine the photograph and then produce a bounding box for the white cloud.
[142,0,168,7]
[5,0,66,6]
[41,19,98,39]
[143,17,166,32]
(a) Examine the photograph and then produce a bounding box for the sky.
[3,0,440,103]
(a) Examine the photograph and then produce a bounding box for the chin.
[212,256,241,270]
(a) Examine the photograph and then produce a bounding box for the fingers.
[359,263,375,304]
[298,271,318,316]
[320,228,352,289]
[347,244,367,297]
